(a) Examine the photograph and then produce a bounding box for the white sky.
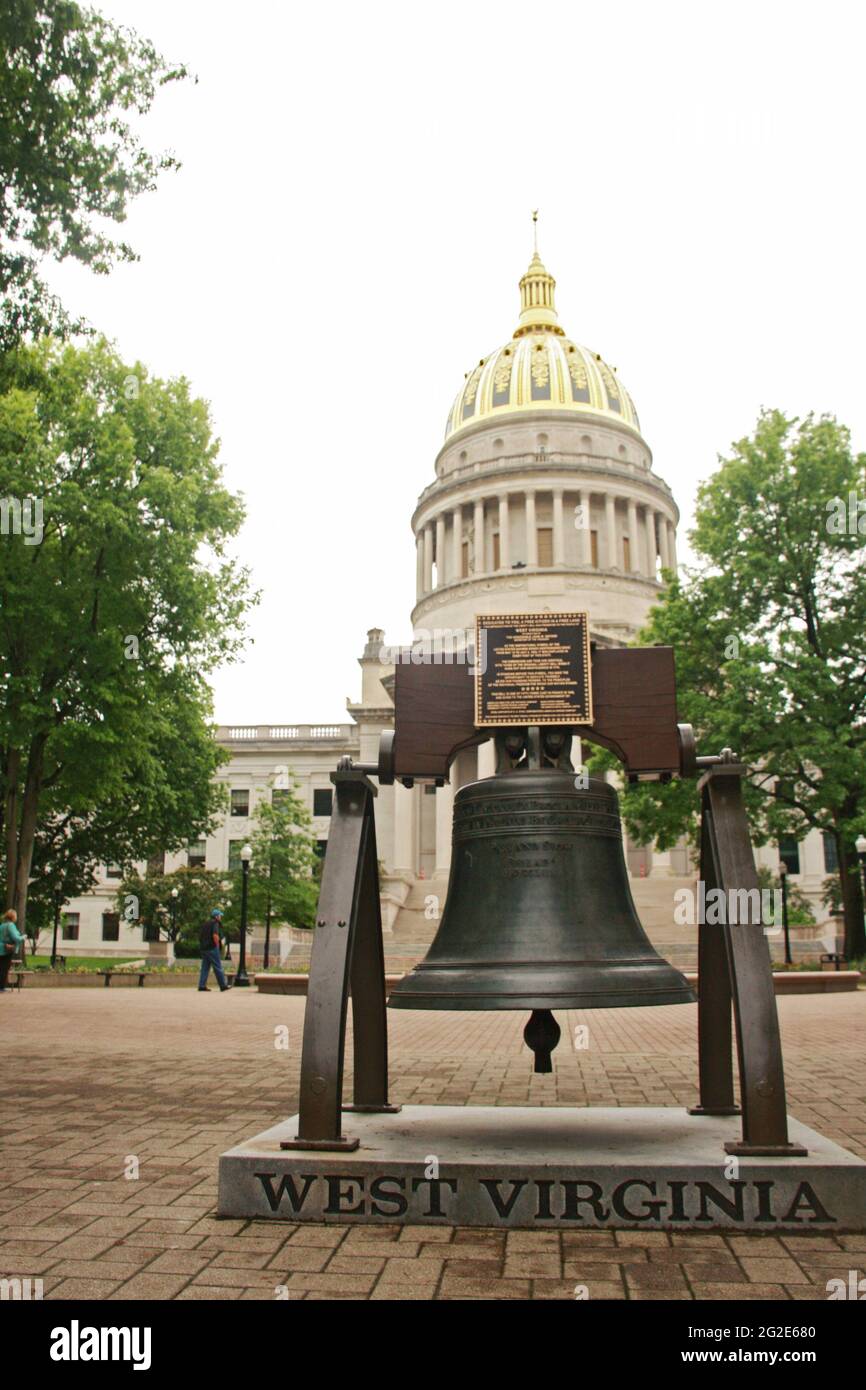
[48,0,866,724]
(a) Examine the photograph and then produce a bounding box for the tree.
[0,0,189,347]
[0,336,257,931]
[116,865,229,945]
[616,410,866,958]
[244,782,319,948]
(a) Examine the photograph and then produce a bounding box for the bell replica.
[389,729,695,1072]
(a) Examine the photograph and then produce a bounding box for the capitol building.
[58,244,835,956]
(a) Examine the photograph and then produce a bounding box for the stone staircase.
[631,874,699,968]
[385,875,450,972]
[387,872,700,970]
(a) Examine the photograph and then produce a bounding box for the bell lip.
[387,987,697,1010]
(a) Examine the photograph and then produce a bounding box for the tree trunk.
[4,747,21,909]
[13,735,47,935]
[837,844,866,960]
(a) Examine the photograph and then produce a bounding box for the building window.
[779,836,801,875]
[187,840,206,868]
[313,788,333,817]
[492,533,501,571]
[590,529,599,567]
[622,536,631,570]
[822,832,838,873]
[315,839,328,859]
[102,912,120,942]
[461,541,469,578]
[62,913,80,942]
[106,863,122,880]
[228,840,244,872]
[230,789,250,817]
[537,527,553,566]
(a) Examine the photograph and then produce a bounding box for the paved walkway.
[1,988,864,1300]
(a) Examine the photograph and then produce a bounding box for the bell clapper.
[524,1009,561,1073]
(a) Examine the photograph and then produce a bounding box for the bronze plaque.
[474,612,593,728]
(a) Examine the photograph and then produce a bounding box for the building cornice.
[412,456,679,532]
[410,566,664,627]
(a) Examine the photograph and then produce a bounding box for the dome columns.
[626,498,638,575]
[473,498,484,575]
[576,488,591,566]
[450,506,462,579]
[552,488,565,566]
[605,494,617,570]
[498,494,511,570]
[525,491,538,566]
[645,506,657,579]
[413,487,676,600]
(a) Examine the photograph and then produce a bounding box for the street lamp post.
[779,861,792,966]
[169,887,179,940]
[264,850,273,971]
[855,835,866,933]
[219,881,231,958]
[236,845,253,987]
[51,884,62,967]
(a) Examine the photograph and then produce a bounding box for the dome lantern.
[515,249,563,338]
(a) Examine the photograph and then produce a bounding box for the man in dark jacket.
[198,909,230,992]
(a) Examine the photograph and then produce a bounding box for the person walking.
[198,908,230,992]
[0,909,24,993]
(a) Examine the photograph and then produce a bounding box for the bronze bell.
[388,767,696,1071]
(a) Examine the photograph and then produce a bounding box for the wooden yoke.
[390,645,682,781]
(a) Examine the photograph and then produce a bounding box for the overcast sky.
[48,0,866,724]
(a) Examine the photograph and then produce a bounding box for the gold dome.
[444,250,641,441]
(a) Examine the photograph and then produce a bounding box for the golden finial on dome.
[514,212,564,338]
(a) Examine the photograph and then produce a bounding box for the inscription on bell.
[475,612,592,727]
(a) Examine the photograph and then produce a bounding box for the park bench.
[97,970,149,987]
[7,969,33,992]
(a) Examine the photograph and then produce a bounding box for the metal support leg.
[688,808,740,1118]
[344,801,401,1115]
[693,765,806,1156]
[281,770,397,1152]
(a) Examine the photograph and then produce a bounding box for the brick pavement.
[0,987,864,1300]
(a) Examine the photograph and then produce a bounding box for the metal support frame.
[282,769,400,1152]
[285,736,805,1158]
[689,763,807,1156]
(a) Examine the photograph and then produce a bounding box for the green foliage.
[0,336,257,928]
[612,409,866,955]
[755,866,815,926]
[0,0,189,346]
[821,874,843,916]
[241,782,319,932]
[116,865,231,944]
[26,954,139,971]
